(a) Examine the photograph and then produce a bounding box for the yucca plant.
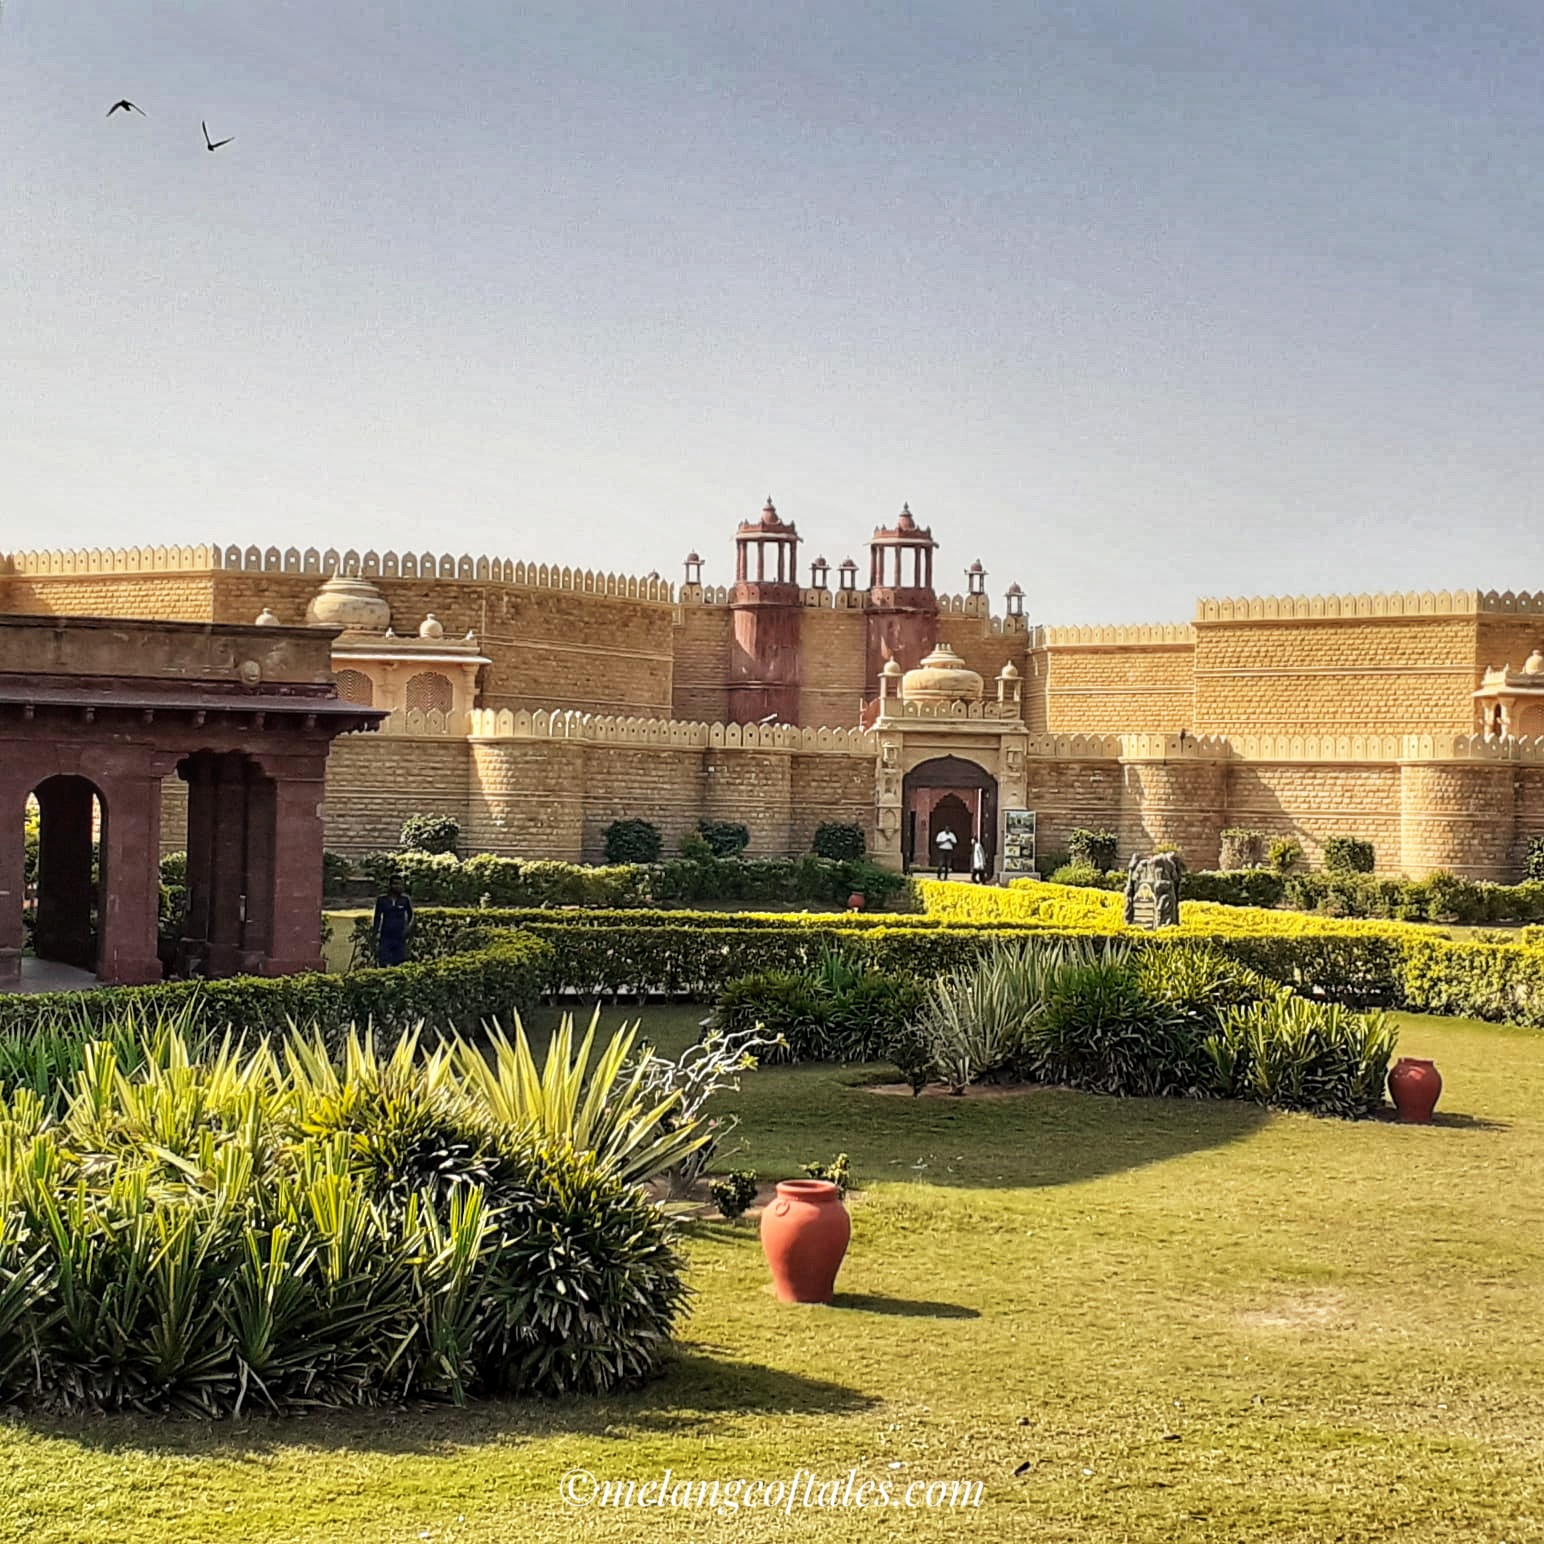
[451,1011,709,1187]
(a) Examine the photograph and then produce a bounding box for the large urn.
[760,1180,851,1303]
[1388,1057,1442,1124]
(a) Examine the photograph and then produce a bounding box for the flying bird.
[106,100,145,117]
[202,120,233,152]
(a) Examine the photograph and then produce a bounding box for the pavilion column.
[0,779,26,986]
[33,777,95,970]
[97,773,163,986]
[181,755,216,971]
[240,769,277,971]
[206,754,250,978]
[261,769,327,976]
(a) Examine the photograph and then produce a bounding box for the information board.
[1001,809,1038,880]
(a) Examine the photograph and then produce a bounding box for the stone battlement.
[1194,588,1544,622]
[0,544,675,603]
[373,705,879,754]
[1029,622,1196,648]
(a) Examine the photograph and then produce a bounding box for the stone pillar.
[0,779,26,986]
[97,774,163,986]
[263,771,327,975]
[33,777,96,970]
[1400,761,1516,879]
[181,754,216,972]
[240,770,277,971]
[206,754,250,978]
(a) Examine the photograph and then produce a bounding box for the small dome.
[968,559,985,575]
[686,550,702,564]
[882,658,903,677]
[1525,648,1544,676]
[999,661,1020,680]
[901,643,983,705]
[838,556,858,570]
[253,607,280,627]
[305,574,390,633]
[1006,581,1024,596]
[419,613,445,640]
[760,497,780,528]
[896,502,916,532]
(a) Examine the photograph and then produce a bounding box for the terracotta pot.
[846,892,865,911]
[1388,1057,1442,1124]
[760,1179,851,1303]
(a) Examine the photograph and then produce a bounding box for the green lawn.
[2,1010,1541,1542]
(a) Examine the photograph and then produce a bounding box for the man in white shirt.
[933,825,959,880]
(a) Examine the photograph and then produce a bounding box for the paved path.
[0,958,99,994]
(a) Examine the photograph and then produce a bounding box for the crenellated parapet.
[1191,588,1544,622]
[452,707,878,754]
[0,544,676,602]
[1039,622,1195,648]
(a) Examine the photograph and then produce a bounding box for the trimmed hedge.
[355,849,907,911]
[377,881,1544,1025]
[0,932,553,1046]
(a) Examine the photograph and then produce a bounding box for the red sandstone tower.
[866,503,938,690]
[728,498,802,724]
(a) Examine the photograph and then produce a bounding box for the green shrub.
[697,821,750,857]
[678,831,715,860]
[913,941,1053,1091]
[1048,861,1123,890]
[1202,998,1397,1117]
[604,819,662,864]
[1528,837,1544,883]
[322,850,353,894]
[1067,828,1119,872]
[0,932,554,1050]
[1219,829,1268,870]
[1180,870,1287,908]
[802,1153,853,1196]
[0,1020,690,1413]
[713,952,924,1063]
[1024,952,1199,1096]
[812,822,866,862]
[709,1170,759,1220]
[1323,836,1375,875]
[1268,837,1304,874]
[399,814,461,856]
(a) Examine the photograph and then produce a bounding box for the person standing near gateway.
[372,876,415,966]
[971,837,989,884]
[933,825,959,880]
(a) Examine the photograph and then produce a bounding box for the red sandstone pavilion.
[0,614,379,988]
[5,496,1544,980]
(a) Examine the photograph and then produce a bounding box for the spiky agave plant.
[451,1010,710,1188]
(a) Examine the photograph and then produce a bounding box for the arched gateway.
[902,755,998,875]
[0,615,380,987]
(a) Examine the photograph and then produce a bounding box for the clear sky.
[3,1,1543,623]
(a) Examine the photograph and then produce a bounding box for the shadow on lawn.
[14,1354,871,1460]
[804,1074,1276,1191]
[829,1292,979,1320]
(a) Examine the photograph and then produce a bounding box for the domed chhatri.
[253,608,280,627]
[901,643,984,705]
[418,613,445,640]
[1525,648,1544,676]
[305,574,391,634]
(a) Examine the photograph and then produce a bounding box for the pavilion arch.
[901,754,998,875]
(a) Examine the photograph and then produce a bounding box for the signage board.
[1001,809,1037,879]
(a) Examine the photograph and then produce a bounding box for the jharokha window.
[405,671,454,715]
[334,669,374,706]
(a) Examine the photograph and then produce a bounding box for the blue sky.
[3,1,1543,622]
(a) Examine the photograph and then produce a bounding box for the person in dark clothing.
[372,877,414,966]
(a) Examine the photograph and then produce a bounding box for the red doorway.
[901,755,998,875]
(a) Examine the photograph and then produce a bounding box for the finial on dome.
[254,607,279,627]
[897,502,916,531]
[419,613,445,640]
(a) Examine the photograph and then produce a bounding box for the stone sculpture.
[1123,851,1184,928]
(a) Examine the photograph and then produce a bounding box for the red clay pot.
[1388,1057,1442,1123]
[847,892,866,911]
[760,1180,851,1303]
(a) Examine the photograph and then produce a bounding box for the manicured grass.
[2,1011,1541,1542]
